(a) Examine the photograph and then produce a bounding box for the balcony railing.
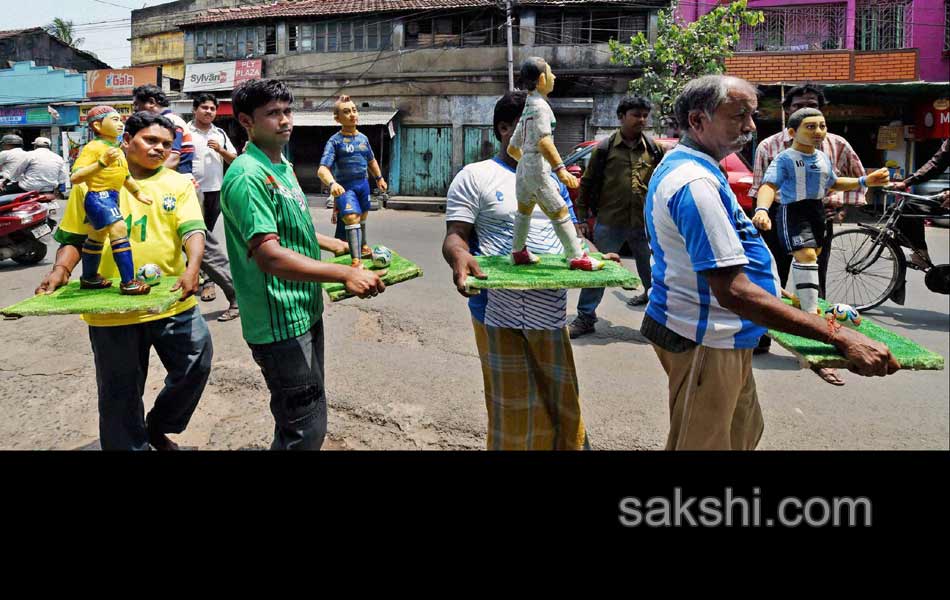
[738,4,847,52]
[856,0,913,51]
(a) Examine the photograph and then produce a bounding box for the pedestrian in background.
[188,93,240,321]
[570,95,665,338]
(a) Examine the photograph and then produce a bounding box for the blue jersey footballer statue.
[752,108,890,315]
[317,95,388,268]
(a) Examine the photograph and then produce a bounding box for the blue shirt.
[645,144,780,349]
[320,131,375,185]
[762,148,838,204]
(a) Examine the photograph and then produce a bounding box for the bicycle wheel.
[825,228,904,311]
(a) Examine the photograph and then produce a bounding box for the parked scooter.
[0,190,58,265]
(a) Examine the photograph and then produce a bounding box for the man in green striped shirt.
[222,79,386,450]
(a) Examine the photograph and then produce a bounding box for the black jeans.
[249,320,328,451]
[87,307,213,450]
[201,190,222,231]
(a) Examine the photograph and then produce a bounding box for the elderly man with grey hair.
[641,74,899,450]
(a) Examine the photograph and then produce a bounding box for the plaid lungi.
[472,318,590,450]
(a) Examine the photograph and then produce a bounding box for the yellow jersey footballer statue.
[70,106,154,294]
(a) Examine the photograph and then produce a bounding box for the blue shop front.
[0,61,86,156]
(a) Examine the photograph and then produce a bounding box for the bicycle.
[825,189,950,311]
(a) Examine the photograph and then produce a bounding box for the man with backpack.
[570,95,664,338]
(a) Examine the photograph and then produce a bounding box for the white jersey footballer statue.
[507,57,604,271]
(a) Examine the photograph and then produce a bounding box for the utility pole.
[506,0,515,90]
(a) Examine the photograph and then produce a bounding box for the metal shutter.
[553,113,587,157]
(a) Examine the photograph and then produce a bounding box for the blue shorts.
[84,190,123,230]
[336,179,371,217]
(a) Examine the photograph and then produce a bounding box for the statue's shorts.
[775,198,825,255]
[84,189,123,230]
[515,156,565,214]
[336,178,371,217]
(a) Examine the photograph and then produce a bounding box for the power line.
[89,0,136,9]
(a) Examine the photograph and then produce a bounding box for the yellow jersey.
[71,138,130,192]
[55,166,207,327]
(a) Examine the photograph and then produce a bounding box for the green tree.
[609,0,764,130]
[45,18,85,49]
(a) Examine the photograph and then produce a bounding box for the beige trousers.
[653,344,764,450]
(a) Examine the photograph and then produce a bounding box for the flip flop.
[811,366,845,386]
[217,306,239,322]
[200,286,217,302]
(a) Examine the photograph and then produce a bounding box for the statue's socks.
[554,214,584,259]
[512,210,532,253]
[81,239,105,281]
[792,260,820,314]
[346,223,362,260]
[111,237,135,284]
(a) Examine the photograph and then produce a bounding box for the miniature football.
[136,263,162,285]
[825,303,862,327]
[371,245,392,268]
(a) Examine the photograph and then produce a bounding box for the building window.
[196,25,275,60]
[534,9,646,45]
[738,4,847,52]
[289,18,394,53]
[856,0,913,50]
[404,10,519,48]
[944,0,949,52]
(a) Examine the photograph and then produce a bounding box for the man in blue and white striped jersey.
[641,75,898,450]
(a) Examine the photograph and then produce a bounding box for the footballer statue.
[317,95,388,269]
[70,105,154,295]
[507,57,603,271]
[752,107,889,315]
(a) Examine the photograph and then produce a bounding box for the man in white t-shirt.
[188,93,239,321]
[0,134,28,191]
[442,90,620,451]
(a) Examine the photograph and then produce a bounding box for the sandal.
[217,305,240,322]
[200,285,217,302]
[811,366,845,387]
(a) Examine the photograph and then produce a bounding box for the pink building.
[682,0,949,82]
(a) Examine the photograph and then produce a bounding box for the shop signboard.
[87,67,160,99]
[0,105,80,127]
[914,98,950,140]
[876,126,902,150]
[183,60,262,92]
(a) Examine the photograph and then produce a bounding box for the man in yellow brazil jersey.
[35,111,211,451]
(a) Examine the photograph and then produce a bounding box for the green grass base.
[465,252,640,292]
[768,298,944,371]
[322,250,423,302]
[2,275,182,318]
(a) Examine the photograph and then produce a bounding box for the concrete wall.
[912,0,950,82]
[0,31,109,72]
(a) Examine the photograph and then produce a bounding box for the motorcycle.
[0,190,58,265]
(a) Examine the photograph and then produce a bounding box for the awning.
[292,109,398,127]
[758,81,949,99]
